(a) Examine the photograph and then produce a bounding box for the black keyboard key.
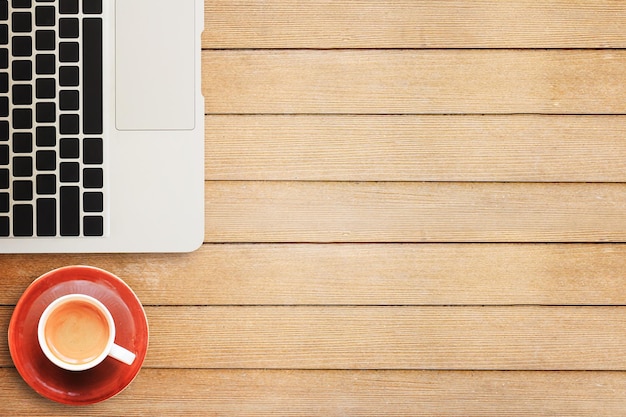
[83,168,102,188]
[0,2,6,20]
[12,35,31,56]
[0,168,8,187]
[11,80,31,100]
[0,25,7,44]
[60,186,79,236]
[36,53,55,74]
[83,216,103,236]
[13,132,32,152]
[36,126,55,146]
[59,89,78,110]
[59,18,78,38]
[83,0,102,14]
[12,84,32,104]
[83,191,103,212]
[0,144,7,164]
[36,174,56,194]
[12,0,31,8]
[35,29,54,50]
[13,204,33,236]
[60,161,79,182]
[0,193,8,212]
[0,96,7,117]
[59,138,78,157]
[59,0,78,14]
[13,156,32,176]
[0,122,7,140]
[12,108,32,129]
[0,48,7,68]
[0,216,8,236]
[60,114,79,134]
[37,198,56,236]
[12,12,31,32]
[0,72,6,92]
[12,59,31,80]
[59,65,78,86]
[13,180,32,200]
[36,102,55,122]
[36,150,55,170]
[83,138,103,164]
[35,6,55,26]
[35,77,55,98]
[59,42,78,62]
[83,18,102,134]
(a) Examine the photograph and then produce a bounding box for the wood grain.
[3,244,626,306]
[205,115,626,182]
[205,181,626,243]
[3,368,626,416]
[203,50,626,114]
[203,0,626,49]
[4,306,626,370]
[3,0,626,414]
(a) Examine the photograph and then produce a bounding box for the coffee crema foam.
[44,300,110,365]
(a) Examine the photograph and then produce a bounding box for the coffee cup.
[37,293,136,371]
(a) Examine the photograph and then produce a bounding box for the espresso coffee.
[43,300,110,365]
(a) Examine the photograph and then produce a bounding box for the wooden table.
[3,1,626,415]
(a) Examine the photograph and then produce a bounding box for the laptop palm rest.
[115,0,196,131]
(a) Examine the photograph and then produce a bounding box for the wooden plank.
[203,0,626,49]
[203,50,626,114]
[3,368,626,416]
[205,181,626,243]
[3,244,626,306]
[205,115,626,182]
[4,306,626,370]
[144,306,626,370]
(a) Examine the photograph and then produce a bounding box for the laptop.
[0,0,205,253]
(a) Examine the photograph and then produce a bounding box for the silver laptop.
[0,0,205,253]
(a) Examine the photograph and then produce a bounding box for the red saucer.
[8,266,149,405]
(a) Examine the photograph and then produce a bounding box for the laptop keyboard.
[0,0,104,237]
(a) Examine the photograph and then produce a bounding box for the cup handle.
[109,343,136,365]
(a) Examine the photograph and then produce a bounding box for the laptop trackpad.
[115,0,196,130]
